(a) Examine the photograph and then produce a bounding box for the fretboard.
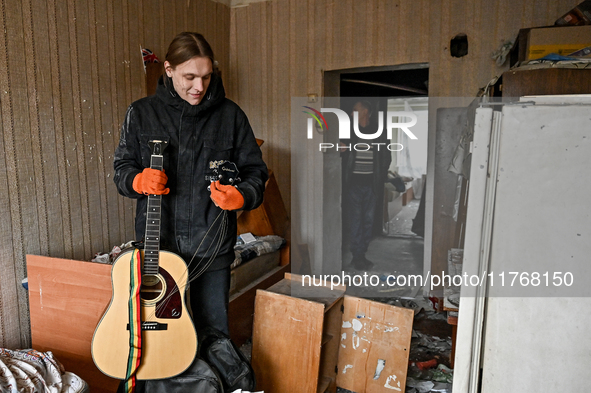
[143,153,164,276]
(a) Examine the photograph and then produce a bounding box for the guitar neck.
[143,143,166,276]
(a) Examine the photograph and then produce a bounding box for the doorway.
[324,64,429,297]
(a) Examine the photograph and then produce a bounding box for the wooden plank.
[266,274,345,310]
[318,297,343,393]
[252,289,325,393]
[503,68,591,98]
[336,296,414,393]
[229,251,280,296]
[27,255,119,393]
[228,263,290,347]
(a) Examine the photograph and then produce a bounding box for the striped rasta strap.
[124,248,143,393]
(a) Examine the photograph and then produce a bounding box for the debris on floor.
[337,297,454,393]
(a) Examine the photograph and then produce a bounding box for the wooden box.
[252,273,414,393]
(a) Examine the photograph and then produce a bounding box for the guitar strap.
[124,248,143,393]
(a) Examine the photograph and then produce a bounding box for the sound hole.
[141,274,164,302]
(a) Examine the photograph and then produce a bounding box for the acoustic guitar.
[92,140,197,380]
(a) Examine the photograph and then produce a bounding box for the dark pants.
[348,184,376,258]
[189,266,231,335]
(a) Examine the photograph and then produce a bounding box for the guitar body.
[92,249,197,380]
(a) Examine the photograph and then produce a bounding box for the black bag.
[199,327,256,392]
[116,357,224,393]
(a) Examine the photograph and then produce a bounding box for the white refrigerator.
[453,96,591,392]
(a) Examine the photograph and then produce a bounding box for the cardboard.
[526,25,591,60]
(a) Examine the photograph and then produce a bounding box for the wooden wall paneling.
[398,0,415,63]
[140,0,156,58]
[47,0,74,259]
[62,0,86,260]
[261,1,273,164]
[374,0,387,67]
[0,1,20,348]
[311,0,324,97]
[65,0,91,260]
[109,1,130,248]
[127,0,144,102]
[37,0,65,257]
[234,6,251,115]
[89,0,111,255]
[532,0,556,27]
[214,1,230,80]
[417,0,432,63]
[0,12,18,346]
[352,0,367,66]
[228,7,237,100]
[223,1,232,79]
[448,0,472,97]
[23,0,50,258]
[383,0,401,67]
[76,0,106,259]
[436,0,454,98]
[4,0,39,349]
[364,0,376,66]
[323,0,334,71]
[331,0,353,68]
[156,0,166,55]
[260,2,270,152]
[272,0,291,213]
[195,0,207,52]
[136,0,146,61]
[99,0,122,250]
[247,4,264,150]
[104,0,124,248]
[472,0,495,92]
[182,0,189,32]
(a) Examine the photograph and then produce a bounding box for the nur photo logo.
[303,106,419,151]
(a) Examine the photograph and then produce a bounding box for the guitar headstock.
[148,140,168,156]
[207,160,241,186]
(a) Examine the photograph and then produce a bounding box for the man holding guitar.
[112,32,268,342]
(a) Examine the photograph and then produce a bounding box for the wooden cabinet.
[502,68,591,97]
[237,170,288,239]
[252,274,414,393]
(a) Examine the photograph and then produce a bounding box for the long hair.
[164,32,216,87]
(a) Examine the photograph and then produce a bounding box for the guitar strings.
[146,208,229,321]
[144,171,237,322]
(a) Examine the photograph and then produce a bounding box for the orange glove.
[210,181,244,210]
[132,168,170,195]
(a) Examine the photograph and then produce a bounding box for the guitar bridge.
[127,321,168,331]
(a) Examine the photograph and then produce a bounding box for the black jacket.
[113,74,268,271]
